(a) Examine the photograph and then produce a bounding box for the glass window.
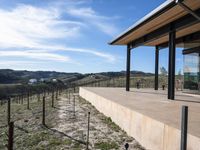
[183,51,200,94]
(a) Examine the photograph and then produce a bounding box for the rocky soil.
[0,90,145,150]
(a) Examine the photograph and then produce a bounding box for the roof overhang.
[109,0,200,49]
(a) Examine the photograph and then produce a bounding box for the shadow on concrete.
[174,99,200,104]
[129,90,167,96]
[130,89,195,98]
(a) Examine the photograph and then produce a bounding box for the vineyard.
[0,75,179,149]
[0,85,145,150]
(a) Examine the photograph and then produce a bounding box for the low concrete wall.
[79,87,200,150]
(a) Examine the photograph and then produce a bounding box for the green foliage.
[160,67,168,76]
[102,117,121,132]
[94,141,119,150]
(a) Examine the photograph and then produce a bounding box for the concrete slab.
[79,87,200,150]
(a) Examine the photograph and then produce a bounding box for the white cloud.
[60,47,116,62]
[0,3,118,65]
[0,4,83,49]
[0,51,70,62]
[26,45,116,62]
[67,7,119,36]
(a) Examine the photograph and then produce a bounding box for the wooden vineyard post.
[37,93,40,102]
[27,92,30,110]
[68,91,71,104]
[56,89,58,100]
[42,96,46,125]
[73,95,75,118]
[8,121,14,150]
[73,87,76,93]
[86,112,90,150]
[7,98,11,125]
[52,90,54,108]
[21,94,23,104]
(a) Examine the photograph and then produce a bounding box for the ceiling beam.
[157,31,200,50]
[129,8,200,49]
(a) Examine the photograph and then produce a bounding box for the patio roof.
[109,0,200,48]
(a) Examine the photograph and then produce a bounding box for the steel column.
[126,45,131,91]
[155,46,159,90]
[180,106,188,150]
[168,25,176,100]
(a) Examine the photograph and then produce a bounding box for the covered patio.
[79,0,200,149]
[110,0,200,100]
[79,87,200,150]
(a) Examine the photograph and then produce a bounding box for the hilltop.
[0,69,154,84]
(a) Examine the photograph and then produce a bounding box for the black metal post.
[7,98,11,125]
[73,95,75,117]
[155,46,159,90]
[56,89,58,100]
[180,106,188,150]
[168,24,176,100]
[86,112,90,150]
[126,45,131,91]
[42,96,45,125]
[38,93,40,102]
[52,90,54,108]
[8,121,14,150]
[69,90,71,104]
[27,92,30,110]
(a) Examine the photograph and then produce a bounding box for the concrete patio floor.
[79,87,200,150]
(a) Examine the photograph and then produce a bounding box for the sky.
[0,0,184,74]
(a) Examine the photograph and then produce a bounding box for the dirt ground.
[0,90,145,150]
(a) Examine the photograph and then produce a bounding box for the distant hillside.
[0,69,154,84]
[0,69,84,84]
[96,71,154,77]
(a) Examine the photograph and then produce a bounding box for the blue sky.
[0,0,183,74]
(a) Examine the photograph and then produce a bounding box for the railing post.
[8,121,14,150]
[180,105,188,150]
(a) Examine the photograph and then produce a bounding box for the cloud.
[0,51,70,62]
[0,3,118,65]
[0,60,45,66]
[0,4,83,49]
[67,7,119,36]
[61,47,116,62]
[26,45,116,62]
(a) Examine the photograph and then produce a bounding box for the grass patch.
[102,117,121,132]
[94,141,119,150]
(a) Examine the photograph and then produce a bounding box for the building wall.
[79,87,200,150]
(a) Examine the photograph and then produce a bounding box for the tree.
[178,69,182,80]
[160,67,168,76]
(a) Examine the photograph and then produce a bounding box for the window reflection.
[183,51,200,94]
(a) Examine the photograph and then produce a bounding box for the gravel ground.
[0,90,145,150]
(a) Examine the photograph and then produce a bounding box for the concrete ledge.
[79,87,200,150]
